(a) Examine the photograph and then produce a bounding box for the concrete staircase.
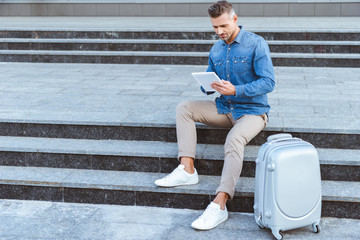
[0,29,359,67]
[0,62,359,221]
[0,17,359,239]
[0,135,359,219]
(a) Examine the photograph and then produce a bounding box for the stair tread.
[0,63,358,140]
[1,50,360,58]
[0,165,358,202]
[0,136,359,166]
[0,16,359,32]
[1,38,360,45]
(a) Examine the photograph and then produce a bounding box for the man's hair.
[208,1,235,18]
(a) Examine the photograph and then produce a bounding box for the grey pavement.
[0,16,360,32]
[0,62,359,134]
[0,199,359,240]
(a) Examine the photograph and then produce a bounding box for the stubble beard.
[220,25,236,42]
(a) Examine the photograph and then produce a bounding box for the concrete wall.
[0,1,359,16]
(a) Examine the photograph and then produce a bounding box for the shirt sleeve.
[235,38,275,97]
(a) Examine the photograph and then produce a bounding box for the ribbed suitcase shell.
[254,134,321,239]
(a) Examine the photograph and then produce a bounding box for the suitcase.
[254,133,322,239]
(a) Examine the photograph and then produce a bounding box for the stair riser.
[0,151,358,182]
[0,184,358,219]
[0,123,359,149]
[2,42,358,54]
[1,54,359,67]
[0,31,359,41]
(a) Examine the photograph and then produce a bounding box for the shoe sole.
[191,215,229,231]
[155,180,199,188]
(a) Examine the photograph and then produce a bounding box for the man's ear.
[233,14,238,23]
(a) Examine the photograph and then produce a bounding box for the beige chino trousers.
[176,100,267,199]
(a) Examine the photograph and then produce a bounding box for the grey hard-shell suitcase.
[254,133,321,239]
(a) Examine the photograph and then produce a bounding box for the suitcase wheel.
[271,228,283,240]
[312,223,321,233]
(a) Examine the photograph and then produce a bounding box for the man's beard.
[219,33,230,41]
[219,26,235,41]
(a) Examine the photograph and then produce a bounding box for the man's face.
[210,12,237,42]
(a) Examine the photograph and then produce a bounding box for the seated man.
[155,0,275,230]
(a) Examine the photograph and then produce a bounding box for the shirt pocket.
[233,56,248,75]
[213,59,224,77]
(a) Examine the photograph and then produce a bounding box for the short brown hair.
[208,1,234,18]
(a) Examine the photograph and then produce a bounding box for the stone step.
[0,166,359,219]
[0,63,358,149]
[2,200,360,240]
[1,50,359,67]
[0,120,359,150]
[1,30,359,41]
[0,137,358,182]
[1,1,359,17]
[1,38,359,54]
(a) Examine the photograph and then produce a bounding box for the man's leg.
[155,100,232,187]
[176,100,233,168]
[215,114,268,204]
[192,114,267,231]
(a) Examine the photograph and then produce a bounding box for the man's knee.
[225,133,247,152]
[176,100,193,116]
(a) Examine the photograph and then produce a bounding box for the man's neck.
[226,25,241,44]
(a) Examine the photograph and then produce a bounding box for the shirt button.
[227,60,229,63]
[228,48,231,50]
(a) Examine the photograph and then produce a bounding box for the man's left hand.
[211,80,236,96]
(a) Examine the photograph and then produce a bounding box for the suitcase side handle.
[267,133,293,142]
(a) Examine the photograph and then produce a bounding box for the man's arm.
[234,38,275,97]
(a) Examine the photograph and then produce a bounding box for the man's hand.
[211,80,236,96]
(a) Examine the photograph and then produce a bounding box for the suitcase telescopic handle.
[267,133,293,143]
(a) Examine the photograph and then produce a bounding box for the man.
[155,1,275,230]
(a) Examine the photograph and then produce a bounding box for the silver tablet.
[191,72,222,92]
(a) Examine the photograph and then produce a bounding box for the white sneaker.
[154,164,199,187]
[191,202,228,230]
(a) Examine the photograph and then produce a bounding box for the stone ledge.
[0,136,359,166]
[0,166,359,218]
[1,50,359,67]
[0,121,359,149]
[0,136,359,181]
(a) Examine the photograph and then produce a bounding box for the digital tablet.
[191,72,223,92]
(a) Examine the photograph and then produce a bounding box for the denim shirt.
[204,26,275,121]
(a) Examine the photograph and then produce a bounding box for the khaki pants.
[176,100,267,199]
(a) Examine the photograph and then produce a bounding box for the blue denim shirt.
[203,27,275,121]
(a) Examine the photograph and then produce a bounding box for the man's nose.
[217,28,223,35]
